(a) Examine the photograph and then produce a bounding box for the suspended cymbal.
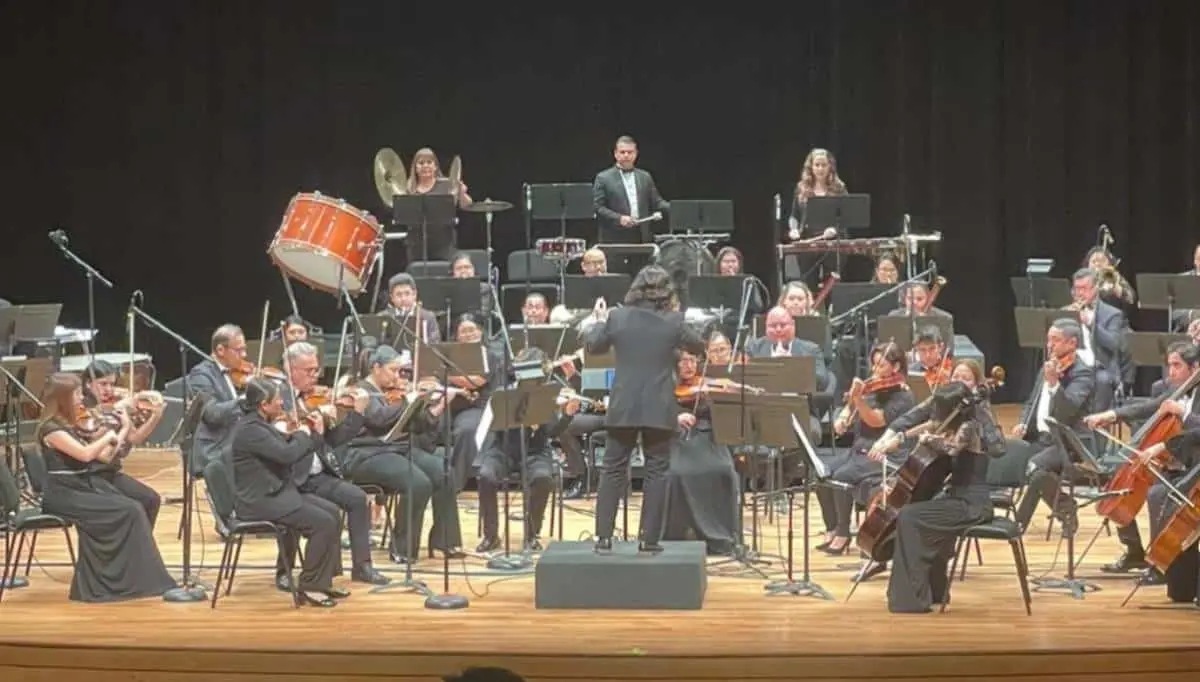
[448,155,462,193]
[462,199,513,213]
[373,147,408,208]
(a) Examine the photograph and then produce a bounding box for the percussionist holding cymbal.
[404,147,473,263]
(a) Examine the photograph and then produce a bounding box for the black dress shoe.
[637,541,664,555]
[476,536,501,553]
[1100,551,1148,574]
[1139,569,1166,586]
[594,537,612,553]
[429,547,467,560]
[275,575,294,593]
[300,591,337,608]
[562,478,585,500]
[388,549,411,565]
[324,586,351,599]
[821,538,853,556]
[524,536,544,553]
[352,567,391,585]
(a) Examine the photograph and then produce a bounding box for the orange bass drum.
[268,192,382,294]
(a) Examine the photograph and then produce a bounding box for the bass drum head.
[270,245,365,294]
[655,239,717,309]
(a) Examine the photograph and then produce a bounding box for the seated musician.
[445,312,506,491]
[1084,246,1136,307]
[745,307,832,431]
[716,246,745,276]
[81,359,167,527]
[476,347,578,553]
[869,360,1005,613]
[36,372,177,603]
[779,282,818,317]
[187,324,250,534]
[706,330,735,365]
[911,325,953,384]
[268,314,313,344]
[230,377,346,607]
[1069,267,1133,411]
[449,252,493,318]
[522,293,550,325]
[666,350,739,555]
[382,273,441,349]
[1011,319,1096,536]
[1083,341,1200,579]
[342,345,464,563]
[887,282,950,318]
[786,147,847,241]
[1134,425,1200,603]
[816,342,916,555]
[549,249,607,324]
[273,342,390,586]
[872,253,901,285]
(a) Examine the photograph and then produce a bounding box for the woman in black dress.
[35,372,176,602]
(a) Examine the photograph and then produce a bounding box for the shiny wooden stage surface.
[2,404,1199,681]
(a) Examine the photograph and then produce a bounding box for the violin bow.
[255,300,270,375]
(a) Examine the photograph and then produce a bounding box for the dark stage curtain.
[1,1,1197,401]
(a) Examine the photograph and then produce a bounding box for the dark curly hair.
[623,265,677,311]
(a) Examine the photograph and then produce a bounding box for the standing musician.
[81,359,167,527]
[786,147,847,240]
[1083,341,1200,578]
[580,265,705,554]
[815,342,915,555]
[403,147,472,263]
[1083,246,1136,307]
[273,342,390,586]
[592,135,670,247]
[476,347,579,553]
[381,273,441,349]
[1012,319,1096,536]
[1068,267,1133,411]
[870,360,1006,613]
[230,378,345,608]
[341,345,464,563]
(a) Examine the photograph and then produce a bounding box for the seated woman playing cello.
[815,342,915,555]
[868,359,1005,613]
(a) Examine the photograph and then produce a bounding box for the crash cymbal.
[448,155,462,192]
[373,147,408,208]
[462,199,513,213]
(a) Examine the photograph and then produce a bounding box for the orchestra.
[10,138,1200,621]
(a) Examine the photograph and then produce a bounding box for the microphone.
[930,260,939,281]
[48,229,67,246]
[129,290,143,310]
[773,193,781,222]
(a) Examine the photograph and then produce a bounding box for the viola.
[228,362,286,390]
[73,405,121,442]
[674,374,705,403]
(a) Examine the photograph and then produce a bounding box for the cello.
[1096,367,1200,527]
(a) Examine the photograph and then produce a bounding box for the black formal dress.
[37,422,176,602]
[476,412,572,543]
[663,401,738,554]
[79,395,162,528]
[885,401,1005,613]
[447,338,507,491]
[341,382,462,559]
[581,305,706,545]
[816,385,916,538]
[230,412,340,592]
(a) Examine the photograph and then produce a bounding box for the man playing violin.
[81,359,167,527]
[273,341,391,587]
[1083,341,1200,578]
[1012,319,1096,537]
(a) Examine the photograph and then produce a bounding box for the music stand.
[828,283,892,319]
[801,194,871,234]
[1014,308,1080,349]
[1128,332,1190,368]
[1137,274,1200,327]
[245,339,327,369]
[393,194,457,265]
[793,317,831,348]
[562,274,631,310]
[0,357,52,479]
[1035,416,1106,599]
[876,315,954,352]
[360,312,419,351]
[483,383,560,570]
[1010,277,1072,309]
[510,325,576,359]
[594,244,658,277]
[413,277,485,336]
[669,200,734,234]
[688,276,744,316]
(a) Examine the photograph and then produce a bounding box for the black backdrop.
[2,1,1197,401]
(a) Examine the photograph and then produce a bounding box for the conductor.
[580,265,706,554]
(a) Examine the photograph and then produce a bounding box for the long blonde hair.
[38,372,82,431]
[796,148,848,203]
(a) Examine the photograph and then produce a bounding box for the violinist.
[706,330,735,366]
[342,345,464,563]
[664,351,739,555]
[1011,319,1095,537]
[81,359,167,527]
[870,361,1005,614]
[1082,341,1200,578]
[911,326,953,388]
[186,324,248,483]
[815,343,915,555]
[477,347,577,553]
[381,273,441,350]
[1068,267,1133,411]
[35,372,177,602]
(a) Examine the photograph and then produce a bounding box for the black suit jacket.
[1088,299,1133,385]
[1018,356,1095,440]
[187,358,241,471]
[381,306,442,351]
[343,382,441,462]
[743,337,833,397]
[581,306,705,430]
[231,411,315,521]
[1115,381,1200,430]
[592,166,669,244]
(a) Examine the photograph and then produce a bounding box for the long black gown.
[664,403,738,554]
[37,422,176,603]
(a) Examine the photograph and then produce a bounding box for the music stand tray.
[489,384,560,430]
[12,304,63,341]
[828,283,892,319]
[1009,277,1072,309]
[876,315,954,352]
[562,274,631,310]
[528,183,594,221]
[1128,331,1190,367]
[669,200,734,233]
[688,276,744,312]
[793,317,831,348]
[802,194,871,233]
[511,325,577,359]
[1136,273,1200,312]
[413,277,484,318]
[393,194,457,228]
[1014,307,1080,350]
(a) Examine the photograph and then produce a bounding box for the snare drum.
[535,237,587,262]
[60,353,156,392]
[269,192,382,294]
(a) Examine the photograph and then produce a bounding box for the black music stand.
[1128,332,1190,368]
[802,194,871,276]
[1137,274,1200,329]
[595,243,658,277]
[828,282,892,376]
[793,317,831,348]
[483,383,560,571]
[1034,416,1106,599]
[906,374,933,403]
[562,274,631,310]
[876,315,954,352]
[393,194,457,265]
[527,183,595,292]
[1014,308,1081,350]
[413,277,485,337]
[510,325,576,359]
[669,200,733,234]
[688,276,744,316]
[1010,277,1072,309]
[0,357,52,485]
[361,312,420,351]
[768,408,835,599]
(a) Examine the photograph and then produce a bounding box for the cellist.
[1083,341,1200,580]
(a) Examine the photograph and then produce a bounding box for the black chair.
[943,482,1038,616]
[348,483,399,552]
[407,260,452,278]
[0,450,76,604]
[954,440,1035,580]
[203,458,299,609]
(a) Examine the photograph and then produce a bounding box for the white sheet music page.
[475,397,494,451]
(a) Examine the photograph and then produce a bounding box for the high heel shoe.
[299,591,337,608]
[637,541,664,556]
[820,538,852,556]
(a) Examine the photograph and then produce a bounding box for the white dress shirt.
[620,170,639,219]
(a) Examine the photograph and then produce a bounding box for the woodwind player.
[1068,267,1133,411]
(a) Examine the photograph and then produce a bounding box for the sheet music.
[792,414,828,479]
[475,397,494,451]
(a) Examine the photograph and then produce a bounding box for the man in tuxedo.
[1084,341,1200,577]
[1072,267,1132,411]
[592,136,669,272]
[275,342,389,587]
[1012,319,1096,537]
[382,273,442,350]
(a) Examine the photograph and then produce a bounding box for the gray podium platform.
[535,541,707,610]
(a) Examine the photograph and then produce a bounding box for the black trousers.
[1014,435,1077,525]
[560,413,605,477]
[349,447,462,558]
[450,407,486,492]
[277,473,368,577]
[1115,478,1176,554]
[477,448,555,540]
[887,494,992,613]
[275,494,341,592]
[815,448,887,537]
[595,426,672,543]
[106,471,161,529]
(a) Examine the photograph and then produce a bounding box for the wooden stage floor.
[2,404,1199,681]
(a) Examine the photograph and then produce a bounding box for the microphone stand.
[128,299,208,603]
[830,267,934,376]
[49,231,114,366]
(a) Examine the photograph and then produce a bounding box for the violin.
[834,372,907,433]
[74,405,121,442]
[923,358,954,389]
[110,388,165,427]
[228,361,287,390]
[675,376,762,403]
[301,385,356,412]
